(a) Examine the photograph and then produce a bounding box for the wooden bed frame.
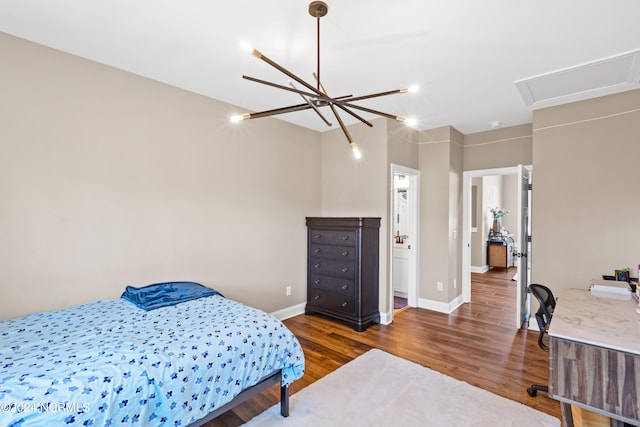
[187,371,289,426]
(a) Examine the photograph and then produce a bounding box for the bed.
[0,282,305,426]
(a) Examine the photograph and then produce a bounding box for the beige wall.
[319,118,391,314]
[464,124,533,171]
[532,89,640,292]
[387,120,420,170]
[417,125,464,305]
[418,127,454,302]
[0,33,322,320]
[501,174,518,235]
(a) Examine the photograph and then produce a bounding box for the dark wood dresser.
[305,217,380,332]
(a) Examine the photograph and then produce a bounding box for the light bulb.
[405,118,418,127]
[349,141,362,159]
[408,85,419,93]
[230,113,249,123]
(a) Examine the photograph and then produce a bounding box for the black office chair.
[527,283,556,397]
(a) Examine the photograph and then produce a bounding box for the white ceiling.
[2,0,640,134]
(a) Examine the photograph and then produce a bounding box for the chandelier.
[230,1,417,159]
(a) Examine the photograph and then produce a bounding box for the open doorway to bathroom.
[390,164,419,320]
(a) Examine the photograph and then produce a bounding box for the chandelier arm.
[328,103,361,157]
[243,103,314,120]
[243,75,318,99]
[314,72,358,151]
[243,75,353,106]
[334,104,373,127]
[343,88,408,103]
[314,72,405,122]
[329,104,356,146]
[333,100,407,122]
[290,82,333,127]
[251,49,325,97]
[334,94,355,100]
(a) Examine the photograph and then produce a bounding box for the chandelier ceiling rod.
[231,1,417,159]
[313,1,325,92]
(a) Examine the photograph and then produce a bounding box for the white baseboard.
[271,303,396,327]
[418,294,465,314]
[369,295,468,325]
[270,302,306,321]
[271,297,481,325]
[380,311,392,325]
[471,265,489,273]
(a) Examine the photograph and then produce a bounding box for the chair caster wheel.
[527,387,537,397]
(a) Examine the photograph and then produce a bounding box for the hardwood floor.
[394,295,408,309]
[205,268,561,426]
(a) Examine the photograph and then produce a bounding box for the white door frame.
[461,166,531,313]
[388,164,420,323]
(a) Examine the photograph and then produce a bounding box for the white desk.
[548,288,640,426]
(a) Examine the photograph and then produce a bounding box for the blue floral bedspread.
[0,295,304,426]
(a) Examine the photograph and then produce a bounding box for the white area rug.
[242,349,559,427]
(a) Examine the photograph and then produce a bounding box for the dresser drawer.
[308,290,356,315]
[310,274,355,296]
[309,229,356,247]
[310,244,355,261]
[309,258,354,279]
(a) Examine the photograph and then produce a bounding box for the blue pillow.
[121,281,223,311]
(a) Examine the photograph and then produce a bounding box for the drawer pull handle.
[341,236,350,241]
[315,263,321,268]
[314,248,321,253]
[341,251,349,256]
[341,267,349,273]
[341,284,348,290]
[314,295,320,300]
[314,279,321,285]
[314,234,321,239]
[341,302,348,307]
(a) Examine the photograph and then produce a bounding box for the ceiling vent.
[515,49,640,109]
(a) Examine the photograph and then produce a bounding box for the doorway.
[461,165,532,329]
[389,164,419,322]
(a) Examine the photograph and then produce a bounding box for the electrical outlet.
[453,279,457,289]
[286,286,292,296]
[437,281,443,291]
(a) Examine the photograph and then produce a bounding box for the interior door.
[515,165,531,328]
